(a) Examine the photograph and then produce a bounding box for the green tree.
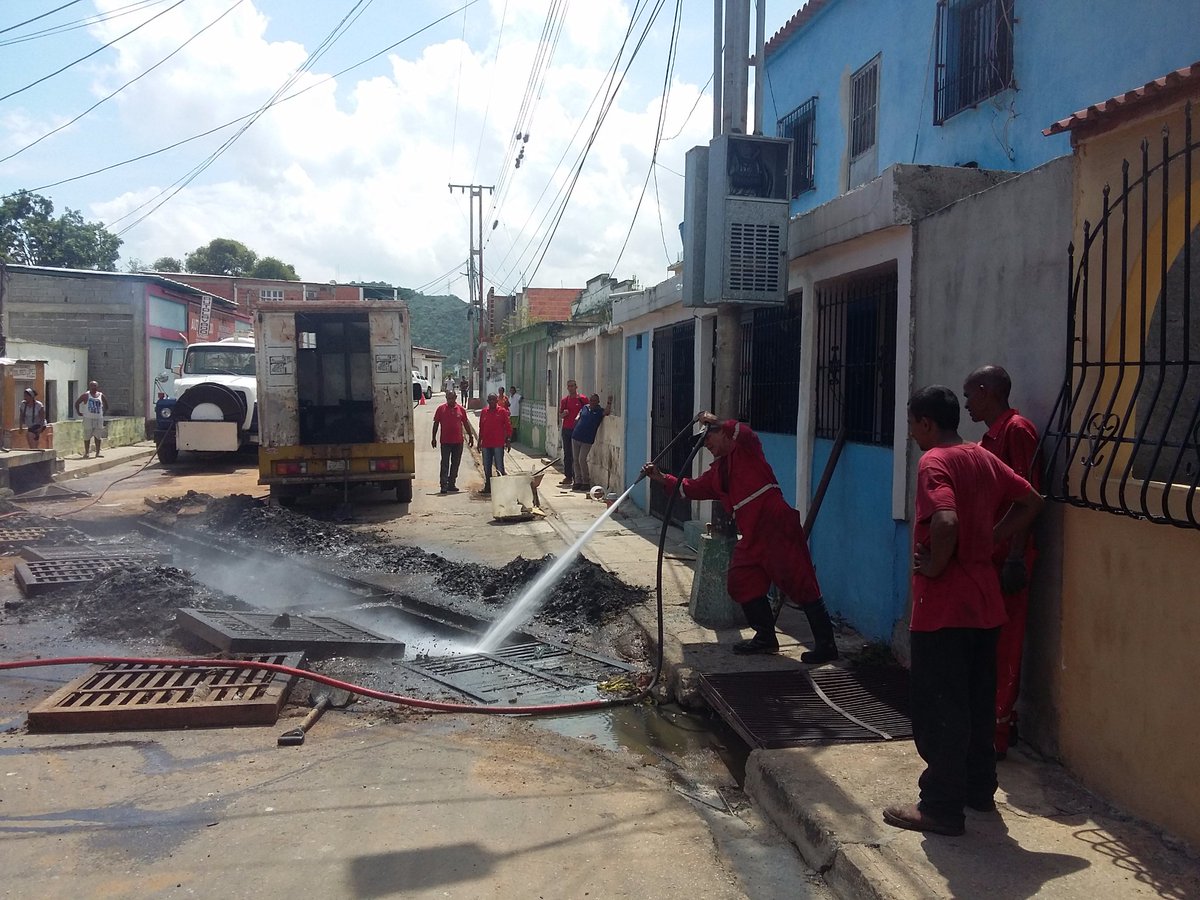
[0,190,121,270]
[250,256,298,280]
[152,256,183,272]
[184,238,257,276]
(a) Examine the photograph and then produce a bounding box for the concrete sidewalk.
[498,441,1200,900]
[52,440,159,482]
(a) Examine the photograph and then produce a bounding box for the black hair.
[908,385,960,431]
[968,365,1012,403]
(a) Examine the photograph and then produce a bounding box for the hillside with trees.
[353,283,470,368]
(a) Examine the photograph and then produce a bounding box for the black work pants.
[910,626,1000,821]
[561,427,576,480]
[439,442,464,489]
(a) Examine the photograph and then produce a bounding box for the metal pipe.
[754,0,766,135]
[713,0,723,138]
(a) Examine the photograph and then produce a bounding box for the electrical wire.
[446,6,469,182]
[1,0,249,166]
[22,0,484,195]
[469,0,509,185]
[0,0,171,47]
[0,0,188,104]
[0,0,86,37]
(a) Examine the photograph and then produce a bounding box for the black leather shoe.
[966,797,997,812]
[882,804,964,836]
[732,635,779,654]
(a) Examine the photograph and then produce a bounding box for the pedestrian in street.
[963,365,1041,760]
[509,386,522,426]
[478,393,512,495]
[557,379,587,486]
[459,376,470,404]
[18,388,47,449]
[641,412,840,662]
[74,381,109,459]
[883,385,1042,837]
[571,393,612,491]
[432,390,475,494]
[497,386,511,410]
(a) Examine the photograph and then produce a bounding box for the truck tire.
[157,433,179,464]
[175,382,247,427]
[424,387,432,400]
[395,480,413,503]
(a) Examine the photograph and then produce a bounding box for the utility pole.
[449,183,494,405]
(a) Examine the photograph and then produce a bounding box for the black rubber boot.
[733,596,779,654]
[801,597,839,664]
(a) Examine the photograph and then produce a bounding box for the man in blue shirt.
[571,393,612,492]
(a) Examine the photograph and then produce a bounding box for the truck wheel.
[395,480,413,503]
[157,435,179,464]
[175,383,247,427]
[424,387,432,400]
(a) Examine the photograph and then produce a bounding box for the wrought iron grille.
[815,270,897,444]
[651,320,695,523]
[748,295,803,433]
[933,0,1015,125]
[779,97,817,197]
[849,58,879,161]
[1043,104,1200,527]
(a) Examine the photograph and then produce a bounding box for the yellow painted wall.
[1060,505,1200,847]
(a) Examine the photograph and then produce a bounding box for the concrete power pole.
[449,183,494,404]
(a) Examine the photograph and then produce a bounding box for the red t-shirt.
[982,407,1040,562]
[433,403,469,444]
[559,393,587,429]
[478,406,512,448]
[911,442,1032,632]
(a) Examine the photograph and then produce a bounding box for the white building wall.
[7,339,89,424]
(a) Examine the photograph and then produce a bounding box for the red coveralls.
[982,407,1040,754]
[662,421,821,607]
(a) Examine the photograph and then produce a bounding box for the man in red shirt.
[883,386,1042,837]
[478,392,513,495]
[642,412,839,662]
[558,380,587,486]
[432,390,476,495]
[964,365,1041,759]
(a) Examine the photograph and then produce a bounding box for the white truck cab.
[155,336,258,464]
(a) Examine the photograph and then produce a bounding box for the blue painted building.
[760,0,1199,643]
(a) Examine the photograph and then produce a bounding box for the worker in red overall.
[642,413,838,662]
[964,366,1040,759]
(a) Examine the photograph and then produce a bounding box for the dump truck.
[256,301,416,506]
[155,336,258,464]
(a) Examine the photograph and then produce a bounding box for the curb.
[53,447,158,483]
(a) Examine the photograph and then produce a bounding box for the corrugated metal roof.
[765,0,832,58]
[1045,61,1200,138]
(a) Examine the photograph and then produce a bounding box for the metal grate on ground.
[15,556,165,597]
[18,545,168,563]
[699,666,911,749]
[0,525,89,551]
[402,642,637,705]
[27,652,306,732]
[176,608,405,657]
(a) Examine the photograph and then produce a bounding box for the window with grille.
[778,97,817,198]
[815,269,897,445]
[849,58,879,162]
[934,0,1015,125]
[260,288,283,301]
[735,294,803,434]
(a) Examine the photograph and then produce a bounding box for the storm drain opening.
[27,652,305,732]
[15,556,171,597]
[176,608,406,657]
[699,666,912,749]
[0,525,89,551]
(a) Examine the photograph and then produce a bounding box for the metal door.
[651,321,695,523]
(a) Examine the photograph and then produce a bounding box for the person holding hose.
[641,412,839,662]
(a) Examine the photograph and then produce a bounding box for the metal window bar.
[1042,103,1199,527]
[749,294,803,434]
[815,271,897,445]
[934,0,1015,125]
[779,97,817,197]
[850,59,878,161]
[738,316,754,423]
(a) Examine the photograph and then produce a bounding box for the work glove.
[1000,558,1027,595]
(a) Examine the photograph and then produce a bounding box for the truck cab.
[155,337,258,464]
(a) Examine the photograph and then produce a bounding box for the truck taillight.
[369,459,401,472]
[275,461,308,475]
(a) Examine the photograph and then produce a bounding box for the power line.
[17,0,484,195]
[1,0,249,165]
[0,0,171,47]
[0,0,86,37]
[0,0,188,103]
[446,7,469,182]
[469,0,509,184]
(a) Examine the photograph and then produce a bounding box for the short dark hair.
[908,385,960,430]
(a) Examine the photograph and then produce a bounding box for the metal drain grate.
[15,556,163,596]
[0,525,88,549]
[403,642,635,705]
[27,652,305,732]
[176,608,406,657]
[18,546,168,563]
[699,666,911,749]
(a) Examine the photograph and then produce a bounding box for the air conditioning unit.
[683,134,791,307]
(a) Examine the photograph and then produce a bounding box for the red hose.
[0,656,646,715]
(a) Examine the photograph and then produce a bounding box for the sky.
[0,0,797,303]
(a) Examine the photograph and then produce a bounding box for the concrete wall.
[5,340,87,425]
[765,0,1200,215]
[54,415,147,451]
[4,272,146,417]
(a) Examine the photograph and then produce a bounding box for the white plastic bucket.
[491,474,535,518]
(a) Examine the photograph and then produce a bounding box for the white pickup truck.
[154,337,258,464]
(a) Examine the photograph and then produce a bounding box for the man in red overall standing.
[642,412,839,662]
[964,365,1040,759]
